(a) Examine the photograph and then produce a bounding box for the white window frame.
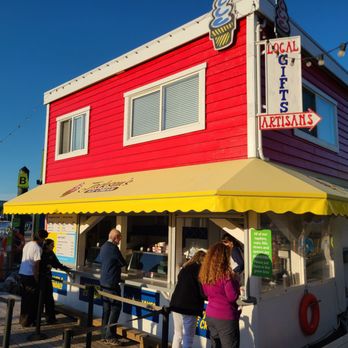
[55,106,90,160]
[123,63,207,146]
[294,80,339,152]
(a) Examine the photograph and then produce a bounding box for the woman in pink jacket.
[199,242,240,348]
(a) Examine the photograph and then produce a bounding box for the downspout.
[256,20,267,161]
[42,103,50,185]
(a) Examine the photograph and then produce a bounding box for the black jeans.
[42,277,56,322]
[206,316,240,348]
[19,275,39,327]
[101,284,122,339]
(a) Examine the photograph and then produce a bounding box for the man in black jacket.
[40,238,71,324]
[99,228,127,345]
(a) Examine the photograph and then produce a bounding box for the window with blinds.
[124,63,206,145]
[55,106,90,160]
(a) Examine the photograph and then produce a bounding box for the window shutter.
[132,91,160,136]
[163,74,199,130]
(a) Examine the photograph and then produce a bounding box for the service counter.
[48,212,348,348]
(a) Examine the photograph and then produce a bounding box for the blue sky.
[0,0,347,201]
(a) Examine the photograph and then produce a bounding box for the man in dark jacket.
[40,238,71,324]
[99,228,127,345]
[222,233,244,274]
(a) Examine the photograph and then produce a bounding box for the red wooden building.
[5,0,348,346]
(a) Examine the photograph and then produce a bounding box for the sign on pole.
[258,109,321,131]
[275,0,290,37]
[265,36,302,114]
[17,166,29,195]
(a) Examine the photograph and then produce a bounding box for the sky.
[0,0,347,201]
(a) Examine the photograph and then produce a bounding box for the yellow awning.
[4,158,348,216]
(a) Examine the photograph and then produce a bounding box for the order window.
[125,215,169,282]
[123,63,206,145]
[259,212,334,294]
[84,215,116,267]
[295,83,338,151]
[55,106,90,160]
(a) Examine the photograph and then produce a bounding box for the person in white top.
[18,229,48,327]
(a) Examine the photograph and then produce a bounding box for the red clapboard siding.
[263,63,348,181]
[45,19,248,183]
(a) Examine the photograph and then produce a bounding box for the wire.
[263,38,347,68]
[302,41,348,67]
[0,107,40,145]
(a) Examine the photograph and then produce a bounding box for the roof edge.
[43,0,259,104]
[258,0,348,86]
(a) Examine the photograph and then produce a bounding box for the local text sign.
[258,109,321,131]
[251,229,272,278]
[266,36,302,114]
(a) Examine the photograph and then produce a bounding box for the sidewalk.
[0,292,140,347]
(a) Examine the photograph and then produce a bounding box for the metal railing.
[0,296,16,348]
[51,277,170,348]
[1,275,170,348]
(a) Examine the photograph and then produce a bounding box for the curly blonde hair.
[199,242,233,284]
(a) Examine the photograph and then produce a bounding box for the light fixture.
[338,43,347,58]
[317,54,325,66]
[306,60,312,67]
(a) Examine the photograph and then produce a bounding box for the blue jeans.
[172,311,197,348]
[101,285,122,339]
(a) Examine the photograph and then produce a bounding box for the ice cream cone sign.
[209,0,236,51]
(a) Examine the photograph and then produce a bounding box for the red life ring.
[299,293,320,335]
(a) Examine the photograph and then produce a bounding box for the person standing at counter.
[199,242,241,348]
[99,228,127,345]
[170,249,206,348]
[222,233,244,275]
[40,239,71,324]
[18,229,48,327]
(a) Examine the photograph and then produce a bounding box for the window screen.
[163,75,199,130]
[72,115,86,151]
[132,91,160,136]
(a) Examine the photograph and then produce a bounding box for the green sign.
[251,229,272,277]
[18,170,29,189]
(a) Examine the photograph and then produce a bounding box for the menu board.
[251,229,272,278]
[47,214,78,266]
